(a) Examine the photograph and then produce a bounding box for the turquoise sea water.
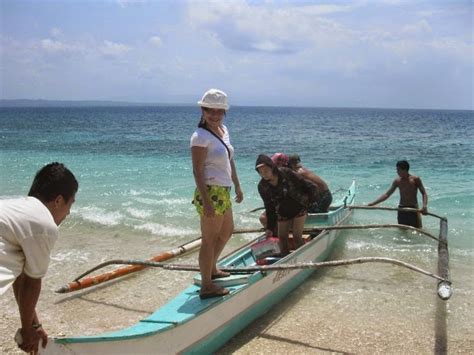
[1,106,472,249]
[1,105,473,352]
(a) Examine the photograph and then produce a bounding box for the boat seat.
[193,273,251,287]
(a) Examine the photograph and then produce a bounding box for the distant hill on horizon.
[0,99,471,111]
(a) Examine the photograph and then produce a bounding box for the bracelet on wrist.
[32,323,42,330]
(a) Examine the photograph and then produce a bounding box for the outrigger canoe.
[41,181,356,355]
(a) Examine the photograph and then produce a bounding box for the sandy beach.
[1,228,473,354]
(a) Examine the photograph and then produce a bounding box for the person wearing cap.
[258,153,289,230]
[0,162,78,354]
[255,154,318,255]
[271,153,289,168]
[288,154,333,213]
[190,89,243,299]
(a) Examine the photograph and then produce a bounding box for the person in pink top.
[271,152,289,168]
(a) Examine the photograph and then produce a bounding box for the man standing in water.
[0,162,78,354]
[368,160,428,228]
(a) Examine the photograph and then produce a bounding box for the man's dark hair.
[28,162,78,203]
[396,160,410,171]
[288,154,301,169]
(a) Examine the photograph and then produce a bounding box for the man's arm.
[368,180,398,206]
[416,177,428,214]
[13,273,42,353]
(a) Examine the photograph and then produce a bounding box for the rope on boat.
[73,257,450,285]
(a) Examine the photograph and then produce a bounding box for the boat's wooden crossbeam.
[69,223,452,300]
[62,200,452,303]
[81,257,450,285]
[306,224,444,244]
[349,205,447,221]
[234,224,443,244]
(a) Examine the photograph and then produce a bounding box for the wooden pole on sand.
[55,237,202,293]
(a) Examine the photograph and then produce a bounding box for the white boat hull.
[41,183,355,354]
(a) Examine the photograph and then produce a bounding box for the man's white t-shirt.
[0,197,58,295]
[190,125,234,187]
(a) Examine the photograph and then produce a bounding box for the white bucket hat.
[197,89,229,110]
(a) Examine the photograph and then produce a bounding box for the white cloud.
[428,37,472,61]
[149,36,162,47]
[50,27,63,38]
[117,0,148,8]
[41,39,63,52]
[40,38,81,55]
[1,0,471,109]
[253,40,282,52]
[186,2,357,54]
[100,40,131,58]
[401,19,432,36]
[211,56,230,73]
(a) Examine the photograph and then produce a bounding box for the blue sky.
[1,0,472,109]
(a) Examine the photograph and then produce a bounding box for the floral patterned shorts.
[193,185,232,216]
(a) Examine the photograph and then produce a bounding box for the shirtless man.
[288,154,332,213]
[368,160,428,228]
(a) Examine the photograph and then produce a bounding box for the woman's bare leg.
[277,220,291,255]
[212,208,234,274]
[291,214,307,248]
[199,214,224,292]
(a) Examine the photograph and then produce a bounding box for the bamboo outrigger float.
[41,181,451,354]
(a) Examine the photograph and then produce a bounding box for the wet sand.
[1,230,473,354]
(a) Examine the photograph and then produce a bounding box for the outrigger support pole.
[349,205,447,221]
[437,219,452,300]
[303,224,443,244]
[349,204,452,300]
[235,224,444,244]
[73,257,450,285]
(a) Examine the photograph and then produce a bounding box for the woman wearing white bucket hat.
[190,89,243,299]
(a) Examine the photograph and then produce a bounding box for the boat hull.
[41,182,355,355]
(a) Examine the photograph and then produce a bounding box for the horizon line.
[0,98,472,112]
